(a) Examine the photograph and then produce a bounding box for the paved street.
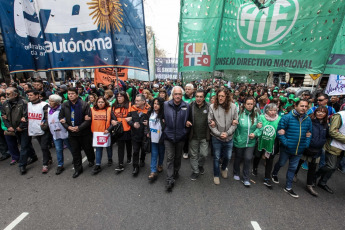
[0,140,344,230]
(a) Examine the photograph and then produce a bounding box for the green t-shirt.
[126,88,133,102]
[258,115,280,154]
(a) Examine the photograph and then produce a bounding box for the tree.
[146,26,166,57]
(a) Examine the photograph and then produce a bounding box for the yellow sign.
[309,74,322,81]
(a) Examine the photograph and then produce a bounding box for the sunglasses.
[317,98,325,102]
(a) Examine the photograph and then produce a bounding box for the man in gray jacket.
[208,88,238,185]
[188,89,210,181]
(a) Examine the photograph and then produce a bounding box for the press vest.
[112,103,131,132]
[331,111,345,150]
[91,107,111,132]
[28,102,47,136]
[48,107,69,140]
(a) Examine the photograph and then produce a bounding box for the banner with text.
[325,74,345,96]
[0,0,148,73]
[178,0,345,74]
[155,58,179,79]
[94,68,128,86]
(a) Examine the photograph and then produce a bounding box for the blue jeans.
[212,137,233,177]
[272,146,302,189]
[95,146,113,165]
[54,138,72,166]
[150,142,165,173]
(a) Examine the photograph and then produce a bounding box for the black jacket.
[1,97,28,130]
[128,109,149,143]
[58,99,92,136]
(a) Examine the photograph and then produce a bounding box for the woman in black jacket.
[294,106,329,197]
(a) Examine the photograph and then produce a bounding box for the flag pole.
[115,68,120,91]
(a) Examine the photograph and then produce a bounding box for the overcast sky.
[144,0,180,58]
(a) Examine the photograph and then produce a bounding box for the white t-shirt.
[149,112,162,143]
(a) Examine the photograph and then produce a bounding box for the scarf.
[49,105,60,115]
[69,99,83,126]
[264,113,278,121]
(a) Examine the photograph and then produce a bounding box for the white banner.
[325,74,345,96]
[92,132,111,148]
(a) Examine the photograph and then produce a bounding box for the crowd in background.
[0,76,344,196]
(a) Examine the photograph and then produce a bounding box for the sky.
[144,0,180,58]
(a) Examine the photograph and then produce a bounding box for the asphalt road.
[0,139,344,230]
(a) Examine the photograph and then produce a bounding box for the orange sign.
[94,68,128,86]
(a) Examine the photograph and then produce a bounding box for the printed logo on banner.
[97,136,109,145]
[183,43,211,67]
[237,0,299,47]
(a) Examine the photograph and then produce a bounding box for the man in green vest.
[182,83,195,104]
[152,84,159,98]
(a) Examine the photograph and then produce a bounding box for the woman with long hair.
[233,96,262,187]
[88,93,97,108]
[158,88,169,101]
[143,89,154,105]
[146,97,165,181]
[112,91,132,172]
[90,96,115,174]
[294,106,328,196]
[252,103,281,188]
[208,88,238,185]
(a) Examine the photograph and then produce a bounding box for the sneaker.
[214,177,220,185]
[272,175,279,184]
[127,159,132,164]
[115,164,124,172]
[157,165,163,173]
[233,175,240,181]
[92,165,101,175]
[183,153,189,159]
[55,166,64,175]
[301,161,308,170]
[263,179,272,188]
[10,160,17,165]
[284,188,299,198]
[108,159,113,166]
[190,173,199,181]
[42,165,49,174]
[199,166,205,175]
[221,168,228,179]
[243,181,251,187]
[252,168,258,176]
[148,172,158,181]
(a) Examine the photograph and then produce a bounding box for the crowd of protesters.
[0,76,344,197]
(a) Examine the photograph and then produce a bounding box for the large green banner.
[324,19,345,75]
[179,0,345,74]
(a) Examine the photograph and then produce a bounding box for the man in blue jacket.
[272,99,312,198]
[164,86,191,192]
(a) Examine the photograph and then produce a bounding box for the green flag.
[178,0,345,74]
[324,19,345,75]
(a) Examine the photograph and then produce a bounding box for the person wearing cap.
[58,85,68,101]
[279,96,288,116]
[307,93,335,117]
[152,84,159,98]
[284,93,295,109]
